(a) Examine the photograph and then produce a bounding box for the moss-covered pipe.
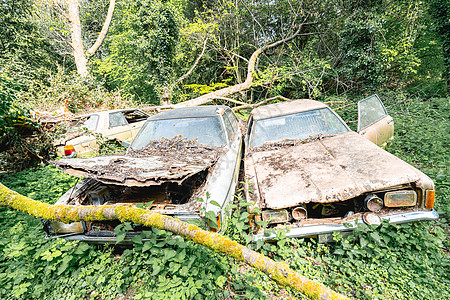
[0,182,350,300]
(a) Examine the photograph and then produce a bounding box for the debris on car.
[52,137,223,187]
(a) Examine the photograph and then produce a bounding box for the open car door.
[357,94,394,147]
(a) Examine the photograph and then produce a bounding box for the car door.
[104,112,133,143]
[357,94,394,147]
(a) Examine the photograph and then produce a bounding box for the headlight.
[384,190,417,207]
[261,209,289,224]
[364,194,383,212]
[51,221,84,234]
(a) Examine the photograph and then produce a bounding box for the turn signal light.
[425,190,435,209]
[209,214,221,232]
[64,145,76,156]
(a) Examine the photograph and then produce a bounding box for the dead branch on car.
[0,182,349,300]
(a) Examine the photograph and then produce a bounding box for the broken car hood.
[52,140,223,187]
[247,131,424,209]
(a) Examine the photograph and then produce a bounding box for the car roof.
[148,105,228,120]
[251,99,328,120]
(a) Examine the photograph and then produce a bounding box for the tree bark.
[0,182,349,300]
[67,0,88,76]
[172,24,305,108]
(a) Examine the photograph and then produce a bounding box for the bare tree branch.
[233,95,291,111]
[86,0,115,57]
[171,38,208,88]
[172,19,308,109]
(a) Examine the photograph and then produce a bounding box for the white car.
[55,109,150,157]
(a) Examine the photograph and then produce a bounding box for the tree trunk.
[0,182,349,300]
[67,0,88,76]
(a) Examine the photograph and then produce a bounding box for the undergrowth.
[0,93,448,299]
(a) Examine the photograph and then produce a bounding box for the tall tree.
[40,0,116,75]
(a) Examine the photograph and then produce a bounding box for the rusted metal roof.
[251,99,328,120]
[246,131,424,209]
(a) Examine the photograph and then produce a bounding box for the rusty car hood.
[246,131,424,209]
[52,139,222,187]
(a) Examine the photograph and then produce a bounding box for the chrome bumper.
[253,209,439,241]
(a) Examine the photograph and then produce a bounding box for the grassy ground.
[0,93,448,299]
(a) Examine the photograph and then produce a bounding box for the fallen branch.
[0,182,349,300]
[233,95,292,111]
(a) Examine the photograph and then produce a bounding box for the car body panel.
[52,150,219,187]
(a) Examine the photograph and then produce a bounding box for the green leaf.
[210,200,221,207]
[142,241,153,252]
[116,232,126,244]
[215,275,227,288]
[151,265,161,276]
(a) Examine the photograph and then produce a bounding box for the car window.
[358,95,387,130]
[131,116,226,149]
[250,108,349,147]
[122,110,149,124]
[109,112,128,128]
[222,114,234,142]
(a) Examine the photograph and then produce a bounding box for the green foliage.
[0,75,52,172]
[0,0,62,84]
[429,0,450,91]
[0,75,35,139]
[21,69,131,114]
[94,0,182,104]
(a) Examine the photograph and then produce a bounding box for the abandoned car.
[244,95,438,240]
[55,109,150,157]
[45,106,242,242]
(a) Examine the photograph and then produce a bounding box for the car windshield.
[250,108,349,147]
[131,116,226,149]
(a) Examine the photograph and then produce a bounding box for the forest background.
[0,0,449,299]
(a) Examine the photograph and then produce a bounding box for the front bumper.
[253,209,439,241]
